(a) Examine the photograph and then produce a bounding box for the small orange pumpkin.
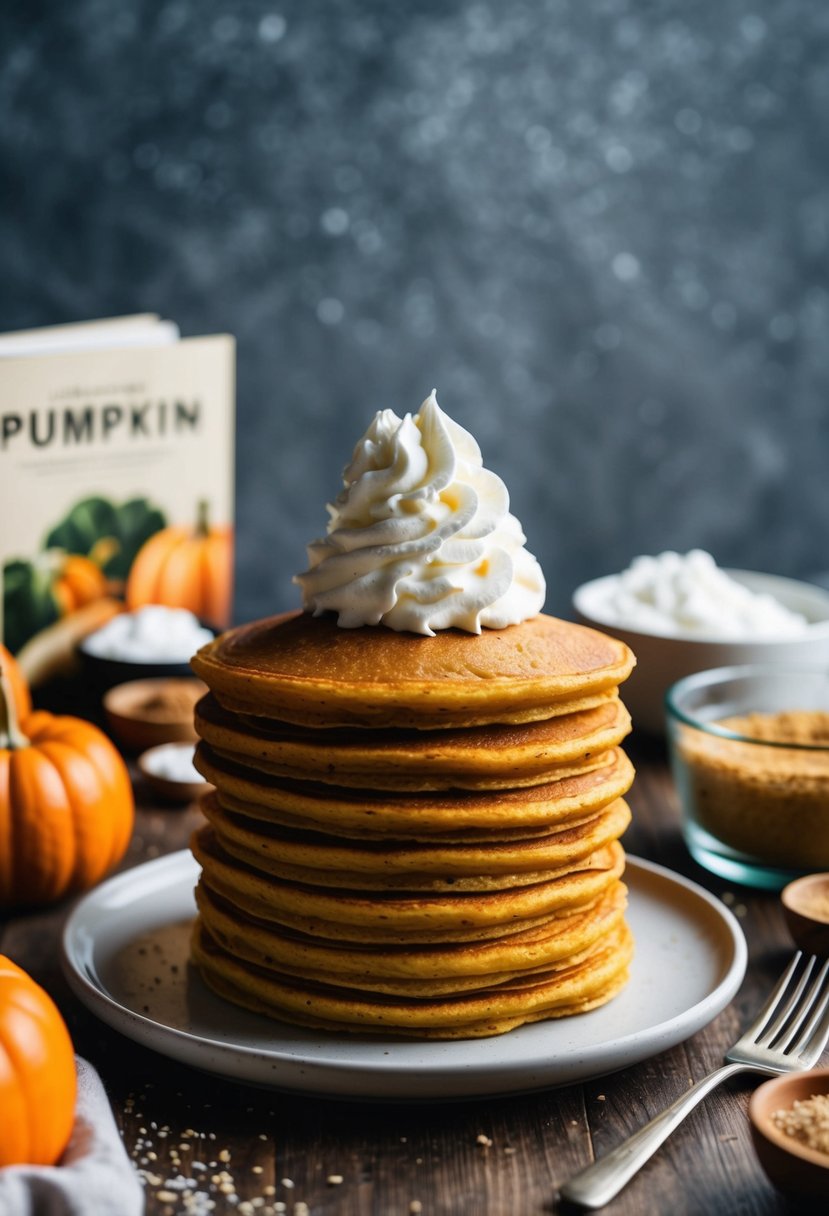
[0,954,77,1167]
[0,665,134,907]
[126,500,233,628]
[0,642,31,720]
[52,552,110,615]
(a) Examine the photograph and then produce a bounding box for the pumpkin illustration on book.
[2,550,118,657]
[2,494,168,655]
[126,500,233,629]
[44,494,167,584]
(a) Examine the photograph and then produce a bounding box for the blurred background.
[1,0,827,623]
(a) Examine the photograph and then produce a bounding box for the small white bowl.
[573,570,829,735]
[137,742,211,804]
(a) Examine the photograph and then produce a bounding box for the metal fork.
[559,952,829,1210]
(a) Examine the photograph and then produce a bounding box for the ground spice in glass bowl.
[666,667,829,889]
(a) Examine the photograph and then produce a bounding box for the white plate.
[62,851,746,1100]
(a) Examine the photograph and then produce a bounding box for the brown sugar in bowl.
[676,711,829,869]
[103,677,208,752]
[666,667,829,887]
[749,1070,829,1200]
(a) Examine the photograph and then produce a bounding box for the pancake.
[194,693,631,791]
[195,878,628,991]
[199,873,609,945]
[194,745,636,838]
[191,825,627,937]
[191,918,634,1038]
[190,610,635,729]
[215,783,607,841]
[200,792,631,891]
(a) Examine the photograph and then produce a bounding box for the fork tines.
[752,952,829,1065]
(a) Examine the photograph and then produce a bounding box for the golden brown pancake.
[195,878,628,992]
[191,917,634,1038]
[193,745,635,837]
[190,610,635,729]
[191,825,626,938]
[200,792,631,891]
[193,693,631,790]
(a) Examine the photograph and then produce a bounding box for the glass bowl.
[666,665,829,889]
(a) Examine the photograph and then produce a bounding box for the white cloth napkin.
[0,1057,144,1216]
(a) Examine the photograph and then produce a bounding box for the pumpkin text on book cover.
[0,329,235,677]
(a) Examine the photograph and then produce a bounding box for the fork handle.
[558,1062,755,1210]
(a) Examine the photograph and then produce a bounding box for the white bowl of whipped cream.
[573,551,829,734]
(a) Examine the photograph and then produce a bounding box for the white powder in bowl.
[83,606,214,662]
[141,743,202,784]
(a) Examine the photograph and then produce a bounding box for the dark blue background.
[2,0,828,621]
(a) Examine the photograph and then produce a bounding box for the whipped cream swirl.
[294,391,546,635]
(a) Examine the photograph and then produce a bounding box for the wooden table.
[1,732,811,1216]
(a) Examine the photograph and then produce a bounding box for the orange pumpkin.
[0,642,31,720]
[52,552,110,615]
[0,954,77,1167]
[0,667,134,907]
[126,500,233,628]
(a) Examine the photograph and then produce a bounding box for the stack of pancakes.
[190,610,636,1039]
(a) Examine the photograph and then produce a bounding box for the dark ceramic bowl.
[77,644,196,694]
[77,614,215,695]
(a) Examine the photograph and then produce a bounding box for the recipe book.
[0,315,235,682]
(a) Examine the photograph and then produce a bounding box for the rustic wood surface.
[1,730,813,1216]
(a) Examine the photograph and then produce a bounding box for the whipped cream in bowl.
[294,390,545,635]
[581,550,811,642]
[573,552,829,734]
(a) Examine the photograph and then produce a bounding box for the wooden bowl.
[103,677,207,753]
[749,1070,829,1199]
[781,874,829,955]
[137,742,210,803]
